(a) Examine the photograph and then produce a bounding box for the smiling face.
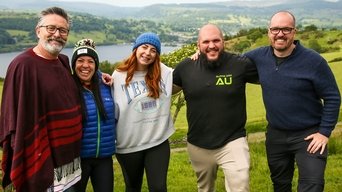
[75,55,96,85]
[36,14,69,57]
[268,12,297,57]
[135,44,157,71]
[197,24,224,62]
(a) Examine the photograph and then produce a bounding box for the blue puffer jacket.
[80,74,116,158]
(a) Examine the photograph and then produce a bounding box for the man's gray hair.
[37,7,71,28]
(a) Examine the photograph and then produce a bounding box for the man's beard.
[43,38,66,55]
[199,50,224,69]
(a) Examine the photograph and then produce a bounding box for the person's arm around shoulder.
[160,62,181,95]
[171,66,183,94]
[101,72,113,86]
[172,84,182,95]
[171,58,189,95]
[242,55,259,84]
[190,50,200,60]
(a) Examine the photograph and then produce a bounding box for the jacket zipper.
[96,109,100,158]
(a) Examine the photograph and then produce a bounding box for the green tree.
[304,24,318,32]
[247,30,263,43]
[99,60,116,74]
[308,39,322,53]
[232,40,251,53]
[161,43,197,123]
[0,28,15,44]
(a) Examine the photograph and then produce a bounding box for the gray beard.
[44,42,63,55]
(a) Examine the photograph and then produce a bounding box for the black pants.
[116,140,170,192]
[266,126,327,192]
[72,157,114,192]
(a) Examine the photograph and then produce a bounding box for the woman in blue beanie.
[70,39,116,192]
[112,32,175,191]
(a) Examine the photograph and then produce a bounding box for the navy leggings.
[116,140,170,192]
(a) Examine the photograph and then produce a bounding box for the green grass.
[106,131,342,192]
[246,84,265,123]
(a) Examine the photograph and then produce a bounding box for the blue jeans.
[266,126,327,192]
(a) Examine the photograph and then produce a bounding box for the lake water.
[0,44,179,78]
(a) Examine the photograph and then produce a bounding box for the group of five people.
[0,6,340,192]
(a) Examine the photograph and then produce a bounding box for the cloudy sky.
[56,0,340,7]
[56,0,242,7]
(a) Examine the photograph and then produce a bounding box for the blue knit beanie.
[132,32,161,54]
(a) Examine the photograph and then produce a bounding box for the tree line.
[1,10,341,56]
[0,11,180,52]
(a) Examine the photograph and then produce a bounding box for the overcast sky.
[56,0,242,7]
[56,0,339,7]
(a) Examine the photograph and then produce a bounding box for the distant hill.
[0,0,341,33]
[0,0,139,18]
[133,0,342,33]
[1,0,342,53]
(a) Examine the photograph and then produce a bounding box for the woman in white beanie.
[112,32,175,192]
[70,38,116,192]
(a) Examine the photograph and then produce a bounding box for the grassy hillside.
[0,38,342,192]
[227,28,342,54]
[2,7,342,53]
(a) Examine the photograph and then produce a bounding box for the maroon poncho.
[0,48,82,192]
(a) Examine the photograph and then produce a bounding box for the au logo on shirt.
[216,74,232,85]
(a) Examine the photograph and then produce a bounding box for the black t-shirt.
[173,51,258,149]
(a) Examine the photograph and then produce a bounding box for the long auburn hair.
[116,49,161,99]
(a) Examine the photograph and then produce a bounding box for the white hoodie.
[112,63,175,154]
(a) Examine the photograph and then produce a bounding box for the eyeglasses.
[269,27,295,35]
[40,25,69,36]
